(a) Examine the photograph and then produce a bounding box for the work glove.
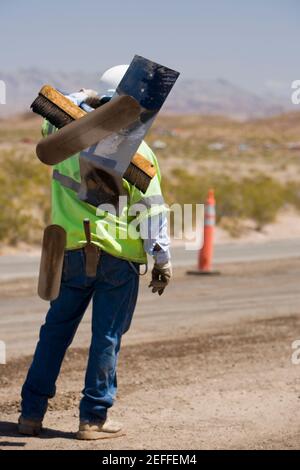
[79,88,99,98]
[149,261,172,296]
[79,89,102,109]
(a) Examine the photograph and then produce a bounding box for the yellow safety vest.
[42,120,167,264]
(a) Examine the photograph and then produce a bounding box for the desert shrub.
[0,149,51,244]
[285,181,300,210]
[0,149,300,244]
[240,176,285,230]
[162,169,294,232]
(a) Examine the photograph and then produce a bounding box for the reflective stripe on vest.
[139,194,165,208]
[53,169,81,193]
[53,170,165,212]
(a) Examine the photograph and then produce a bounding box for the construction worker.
[18,66,172,440]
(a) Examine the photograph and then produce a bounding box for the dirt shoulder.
[0,310,300,450]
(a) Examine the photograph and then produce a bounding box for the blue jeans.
[21,249,139,423]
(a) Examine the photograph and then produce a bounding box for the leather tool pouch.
[83,219,101,277]
[84,245,100,278]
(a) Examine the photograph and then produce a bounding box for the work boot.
[18,416,43,436]
[76,418,124,440]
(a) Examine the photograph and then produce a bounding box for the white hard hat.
[99,64,129,99]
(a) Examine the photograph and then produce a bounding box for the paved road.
[1,257,300,359]
[1,238,300,360]
[1,238,300,281]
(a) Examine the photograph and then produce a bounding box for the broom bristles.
[124,163,152,193]
[31,95,74,129]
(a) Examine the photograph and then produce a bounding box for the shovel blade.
[79,55,180,206]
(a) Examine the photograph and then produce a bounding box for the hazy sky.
[1,0,299,93]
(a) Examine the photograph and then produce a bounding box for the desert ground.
[0,256,300,450]
[1,111,300,450]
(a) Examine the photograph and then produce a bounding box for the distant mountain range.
[0,68,294,119]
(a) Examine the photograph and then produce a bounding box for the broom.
[31,85,156,192]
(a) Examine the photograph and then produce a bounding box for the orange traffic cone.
[187,188,220,275]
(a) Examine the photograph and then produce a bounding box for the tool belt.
[37,221,147,302]
[65,246,147,278]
